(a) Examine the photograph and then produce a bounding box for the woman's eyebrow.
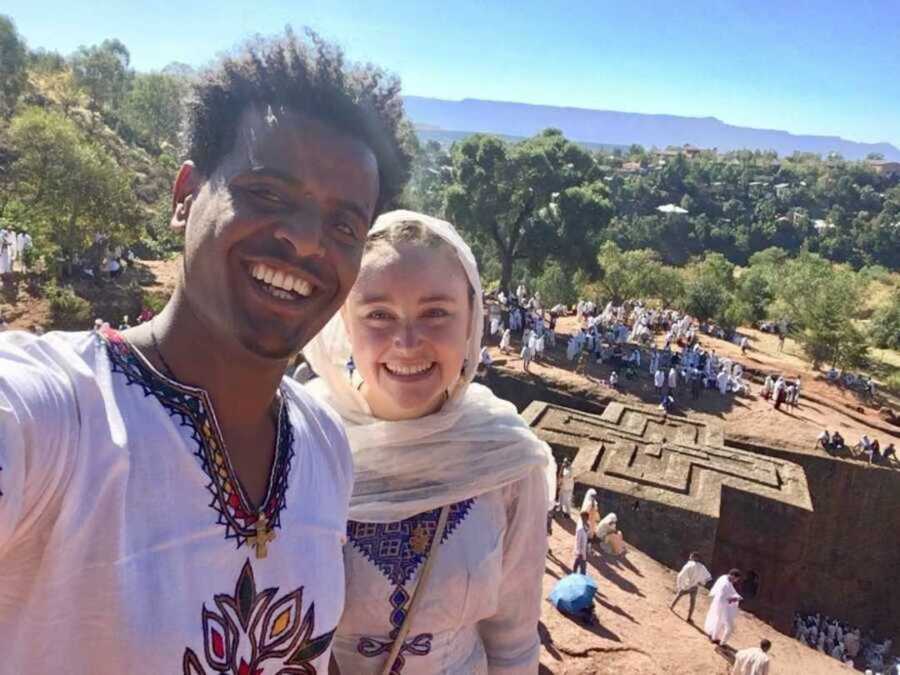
[419,294,458,303]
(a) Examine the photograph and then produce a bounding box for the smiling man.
[0,31,410,674]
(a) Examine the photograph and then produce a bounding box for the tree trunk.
[499,251,515,294]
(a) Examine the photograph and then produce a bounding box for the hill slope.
[404,96,900,160]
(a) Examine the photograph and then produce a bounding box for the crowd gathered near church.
[794,611,897,674]
[484,286,898,473]
[0,31,896,675]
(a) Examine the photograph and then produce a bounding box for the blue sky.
[6,0,900,147]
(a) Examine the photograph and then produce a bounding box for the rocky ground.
[539,514,852,674]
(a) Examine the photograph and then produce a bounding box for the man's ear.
[171,161,201,231]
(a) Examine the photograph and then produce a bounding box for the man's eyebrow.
[333,198,371,224]
[242,167,303,186]
[238,169,371,222]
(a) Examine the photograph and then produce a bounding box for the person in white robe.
[534,332,545,359]
[573,511,589,574]
[668,366,678,392]
[717,369,729,395]
[566,336,578,361]
[595,513,626,555]
[580,488,601,542]
[671,552,711,622]
[304,211,555,675]
[499,327,512,354]
[558,460,575,516]
[0,229,11,274]
[731,640,771,675]
[479,345,493,368]
[15,231,32,271]
[705,569,743,645]
[520,340,533,372]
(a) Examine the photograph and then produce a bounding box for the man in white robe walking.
[670,551,711,623]
[731,639,771,675]
[705,569,743,645]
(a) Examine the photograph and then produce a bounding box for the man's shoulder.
[280,377,347,440]
[0,330,98,381]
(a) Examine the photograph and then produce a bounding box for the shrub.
[47,284,92,329]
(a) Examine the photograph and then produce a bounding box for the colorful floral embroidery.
[102,329,294,556]
[347,500,474,673]
[183,558,335,675]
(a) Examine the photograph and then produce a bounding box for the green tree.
[534,260,577,307]
[7,107,140,275]
[70,38,132,117]
[680,252,736,323]
[594,241,661,303]
[121,72,182,148]
[445,129,605,290]
[0,15,28,118]
[870,290,900,350]
[773,254,869,368]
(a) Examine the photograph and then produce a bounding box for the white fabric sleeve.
[0,336,79,555]
[478,466,549,675]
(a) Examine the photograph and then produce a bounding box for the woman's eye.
[367,310,393,321]
[424,308,450,318]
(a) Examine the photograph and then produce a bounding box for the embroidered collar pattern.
[102,329,294,556]
[347,500,475,674]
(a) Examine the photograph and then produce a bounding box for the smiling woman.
[303,210,556,675]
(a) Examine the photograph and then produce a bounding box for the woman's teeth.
[250,263,313,299]
[385,362,434,376]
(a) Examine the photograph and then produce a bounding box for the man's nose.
[273,203,326,258]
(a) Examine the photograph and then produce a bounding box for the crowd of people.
[817,430,897,466]
[794,612,897,673]
[0,226,33,274]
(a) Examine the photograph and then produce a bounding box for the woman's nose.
[393,321,420,349]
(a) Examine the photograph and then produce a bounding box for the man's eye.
[334,222,356,238]
[248,187,283,204]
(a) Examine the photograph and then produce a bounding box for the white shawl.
[303,210,555,522]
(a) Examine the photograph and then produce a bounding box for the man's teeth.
[385,362,434,376]
[250,263,313,297]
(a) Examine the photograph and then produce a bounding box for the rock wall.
[725,436,900,641]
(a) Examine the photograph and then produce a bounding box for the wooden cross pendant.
[249,513,277,559]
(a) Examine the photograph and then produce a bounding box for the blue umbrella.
[549,573,598,614]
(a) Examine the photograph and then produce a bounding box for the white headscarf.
[303,210,555,522]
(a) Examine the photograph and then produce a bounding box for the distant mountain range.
[403,96,900,161]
